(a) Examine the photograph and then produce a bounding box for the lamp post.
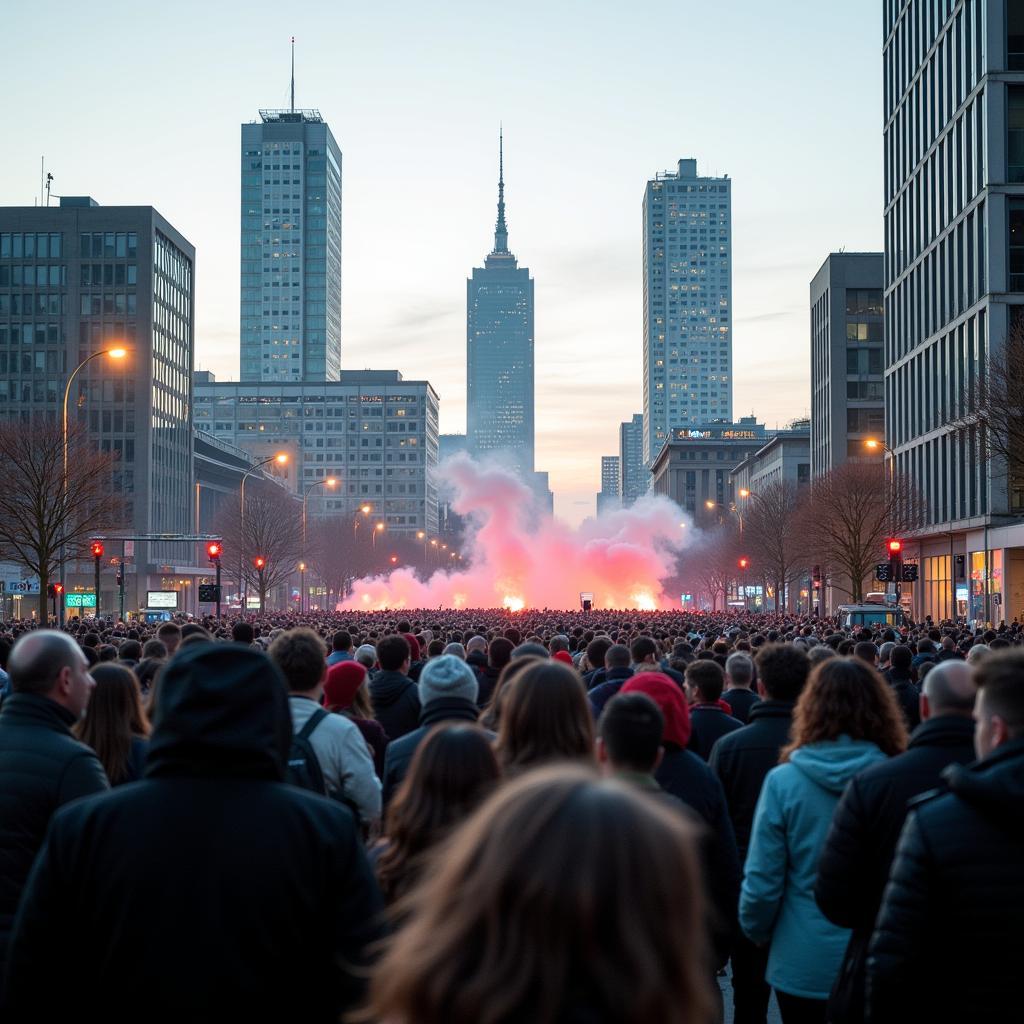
[298,561,306,614]
[60,347,128,621]
[238,452,287,607]
[302,477,337,551]
[864,438,895,487]
[353,503,372,542]
[417,530,426,562]
[372,522,385,550]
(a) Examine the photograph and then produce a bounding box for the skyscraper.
[642,159,732,466]
[618,412,646,505]
[466,133,535,473]
[597,455,621,515]
[240,101,342,382]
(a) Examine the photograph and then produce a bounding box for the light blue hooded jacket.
[739,738,887,999]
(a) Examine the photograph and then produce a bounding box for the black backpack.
[286,708,328,795]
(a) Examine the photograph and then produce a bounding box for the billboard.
[65,593,97,609]
[146,591,179,609]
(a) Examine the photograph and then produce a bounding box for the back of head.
[511,642,549,661]
[366,766,713,1024]
[600,692,665,774]
[853,641,878,665]
[966,643,991,665]
[142,639,167,660]
[724,652,754,688]
[231,622,255,645]
[156,622,181,651]
[487,636,514,670]
[419,655,479,707]
[621,673,692,748]
[118,639,143,663]
[268,627,326,693]
[973,650,1024,741]
[586,636,612,671]
[355,643,378,669]
[629,636,658,664]
[754,643,811,702]
[922,660,977,716]
[685,659,725,702]
[466,635,487,655]
[377,634,411,673]
[76,663,148,784]
[878,641,896,664]
[549,634,569,654]
[332,630,352,652]
[443,642,467,660]
[8,630,81,697]
[605,643,632,670]
[890,644,913,671]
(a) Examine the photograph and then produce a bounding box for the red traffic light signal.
[53,583,64,595]
[253,556,266,570]
[738,557,750,570]
[90,542,104,559]
[390,555,398,564]
[888,539,902,554]
[207,542,222,560]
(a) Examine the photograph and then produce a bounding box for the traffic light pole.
[94,555,101,617]
[215,560,222,618]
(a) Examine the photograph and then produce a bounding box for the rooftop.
[258,109,323,124]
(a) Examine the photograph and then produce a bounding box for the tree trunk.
[37,571,48,623]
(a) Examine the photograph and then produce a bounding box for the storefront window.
[969,550,1004,623]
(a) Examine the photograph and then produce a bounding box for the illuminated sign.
[674,427,762,441]
[64,593,97,609]
[146,591,179,609]
[955,585,969,602]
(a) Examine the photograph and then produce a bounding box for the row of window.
[0,294,64,315]
[0,233,62,259]
[0,264,65,287]
[81,232,138,259]
[81,263,138,286]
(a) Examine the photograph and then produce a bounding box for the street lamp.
[353,503,372,541]
[864,438,895,486]
[372,522,385,549]
[298,561,307,614]
[302,476,337,550]
[240,452,289,519]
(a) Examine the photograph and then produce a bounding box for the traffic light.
[887,538,903,589]
[876,563,893,582]
[887,539,902,555]
[738,557,750,571]
[90,542,104,559]
[902,563,919,583]
[115,565,124,586]
[53,583,63,595]
[207,541,222,561]
[253,556,266,571]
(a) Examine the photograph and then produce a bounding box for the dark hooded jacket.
[369,669,421,741]
[814,715,976,1024]
[1,643,384,1023]
[882,666,921,730]
[866,737,1024,1023]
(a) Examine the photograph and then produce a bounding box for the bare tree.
[683,525,741,612]
[0,420,124,621]
[795,462,923,603]
[741,480,806,611]
[216,483,303,611]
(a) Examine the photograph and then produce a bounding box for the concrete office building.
[597,455,621,515]
[643,159,732,466]
[649,418,766,526]
[730,423,812,497]
[810,254,885,478]
[240,108,342,382]
[883,1,1024,622]
[619,412,647,504]
[193,370,439,535]
[0,198,194,612]
[467,134,535,472]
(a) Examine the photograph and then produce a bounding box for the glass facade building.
[618,412,647,505]
[643,159,732,466]
[240,110,342,382]
[466,138,535,473]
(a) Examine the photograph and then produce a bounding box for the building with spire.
[239,42,342,382]
[466,132,535,473]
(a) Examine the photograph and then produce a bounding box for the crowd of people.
[0,605,1021,1022]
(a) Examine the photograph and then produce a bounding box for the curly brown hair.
[781,656,908,761]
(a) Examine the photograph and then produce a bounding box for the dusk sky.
[4,1,883,524]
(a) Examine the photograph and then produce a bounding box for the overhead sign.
[955,584,969,602]
[246,596,261,609]
[146,591,179,609]
[65,592,97,609]
[7,580,40,594]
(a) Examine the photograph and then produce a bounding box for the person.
[633,634,685,686]
[882,644,921,729]
[464,634,488,678]
[369,634,422,740]
[74,663,151,785]
[323,660,389,778]
[327,630,354,666]
[814,660,977,1024]
[739,658,907,1023]
[586,643,635,717]
[685,659,743,760]
[1,641,384,1022]
[474,636,512,708]
[269,628,381,826]
[374,724,499,904]
[361,766,716,1024]
[722,651,759,724]
[382,655,481,805]
[710,643,811,1024]
[0,631,108,992]
[866,650,1024,1023]
[494,660,594,774]
[155,621,181,657]
[231,621,255,645]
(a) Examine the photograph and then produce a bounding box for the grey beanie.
[419,654,478,706]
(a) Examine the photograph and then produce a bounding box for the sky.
[3,1,884,525]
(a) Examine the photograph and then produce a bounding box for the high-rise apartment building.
[883,1,1024,621]
[240,108,342,382]
[810,253,885,478]
[0,197,195,610]
[619,412,646,504]
[466,135,535,472]
[597,455,621,515]
[643,159,732,466]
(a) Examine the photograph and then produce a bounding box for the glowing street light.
[372,522,385,549]
[864,437,895,485]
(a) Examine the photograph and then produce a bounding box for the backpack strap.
[297,707,329,742]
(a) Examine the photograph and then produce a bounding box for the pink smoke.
[341,453,690,611]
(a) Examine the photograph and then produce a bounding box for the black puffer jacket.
[814,715,976,1023]
[0,693,108,989]
[882,667,921,730]
[1,643,384,1023]
[866,737,1024,1023]
[369,669,421,741]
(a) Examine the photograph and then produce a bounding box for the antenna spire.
[290,37,295,113]
[493,124,509,254]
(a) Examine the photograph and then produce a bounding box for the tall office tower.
[619,412,647,504]
[466,133,535,473]
[642,158,732,466]
[883,2,1024,622]
[810,253,885,478]
[597,455,621,515]
[0,198,194,610]
[240,105,342,382]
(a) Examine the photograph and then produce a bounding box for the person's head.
[376,724,500,904]
[231,622,255,646]
[966,643,991,666]
[466,635,487,656]
[920,660,977,722]
[853,641,878,667]
[443,642,467,660]
[878,641,896,667]
[783,657,909,760]
[604,644,632,670]
[141,638,167,660]
[549,634,570,654]
[331,630,353,653]
[155,621,181,654]
[511,641,550,661]
[323,660,370,715]
[495,661,594,773]
[684,659,725,704]
[419,655,478,707]
[620,673,692,750]
[355,643,378,670]
[364,766,714,1024]
[890,644,913,672]
[807,645,836,668]
[972,650,1024,759]
[8,630,94,719]
[629,636,658,666]
[487,636,514,671]
[724,652,754,690]
[753,643,810,702]
[378,634,412,673]
[74,663,150,784]
[598,692,665,775]
[586,636,613,673]
[268,627,327,696]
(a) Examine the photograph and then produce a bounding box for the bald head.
[922,660,977,718]
[8,630,85,696]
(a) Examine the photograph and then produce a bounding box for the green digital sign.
[65,592,97,609]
